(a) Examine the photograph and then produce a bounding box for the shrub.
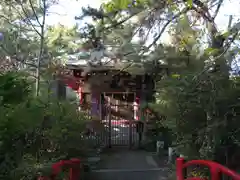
[0,72,91,179]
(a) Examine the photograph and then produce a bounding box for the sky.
[46,0,102,27]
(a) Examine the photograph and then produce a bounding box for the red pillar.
[69,158,81,180]
[134,96,140,120]
[210,166,220,180]
[176,158,185,180]
[77,85,83,105]
[50,159,81,180]
[37,177,50,180]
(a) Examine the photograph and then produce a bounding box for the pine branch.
[147,7,190,51]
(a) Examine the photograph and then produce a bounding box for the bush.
[0,72,92,179]
[154,73,240,163]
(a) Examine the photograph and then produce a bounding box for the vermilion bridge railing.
[38,158,81,180]
[37,157,240,180]
[176,157,240,180]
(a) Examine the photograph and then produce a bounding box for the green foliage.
[46,25,81,56]
[0,72,91,180]
[186,0,193,7]
[102,0,147,12]
[154,71,240,160]
[204,48,219,56]
[0,72,31,105]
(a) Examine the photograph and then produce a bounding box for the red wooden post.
[176,157,185,180]
[51,160,64,180]
[69,158,81,180]
[37,176,50,180]
[210,167,220,180]
[37,158,81,180]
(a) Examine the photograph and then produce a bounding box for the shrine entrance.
[101,92,139,148]
[83,92,140,148]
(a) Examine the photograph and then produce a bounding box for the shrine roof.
[62,51,168,75]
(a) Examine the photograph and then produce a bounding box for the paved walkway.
[91,149,171,180]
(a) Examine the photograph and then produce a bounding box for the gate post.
[129,118,133,149]
[107,103,112,148]
[176,158,185,180]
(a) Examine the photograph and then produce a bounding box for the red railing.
[176,157,240,180]
[38,158,81,180]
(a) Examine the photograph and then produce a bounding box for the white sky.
[46,0,240,44]
[46,0,102,27]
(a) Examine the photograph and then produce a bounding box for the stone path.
[91,149,171,180]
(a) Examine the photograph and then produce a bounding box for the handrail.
[176,157,240,180]
[38,158,81,180]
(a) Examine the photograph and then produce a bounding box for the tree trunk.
[57,79,66,99]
